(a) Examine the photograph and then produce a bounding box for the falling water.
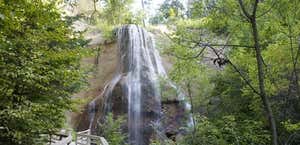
[88,25,191,145]
[117,25,165,145]
[88,100,95,129]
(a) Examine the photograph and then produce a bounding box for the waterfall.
[117,25,164,145]
[88,100,95,129]
[88,25,191,145]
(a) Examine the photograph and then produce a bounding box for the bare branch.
[168,47,207,60]
[238,0,252,19]
[90,0,99,20]
[257,0,277,18]
[252,0,259,16]
[165,33,254,49]
[166,32,261,96]
[200,43,254,48]
[207,45,261,96]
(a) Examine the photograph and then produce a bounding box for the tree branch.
[252,0,259,16]
[257,0,277,18]
[238,0,252,20]
[165,32,261,95]
[206,45,261,96]
[199,43,254,48]
[168,46,207,60]
[165,33,255,49]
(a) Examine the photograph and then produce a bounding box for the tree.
[165,0,300,144]
[237,0,278,144]
[150,0,185,24]
[101,0,135,25]
[179,115,270,145]
[0,0,86,144]
[187,0,217,18]
[97,113,127,145]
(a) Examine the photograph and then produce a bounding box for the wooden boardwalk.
[75,129,108,145]
[48,129,108,145]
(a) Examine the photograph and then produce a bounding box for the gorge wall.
[75,25,190,145]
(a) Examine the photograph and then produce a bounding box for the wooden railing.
[75,129,108,145]
[45,129,108,145]
[1,127,108,145]
[47,130,72,145]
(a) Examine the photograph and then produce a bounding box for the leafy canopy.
[0,0,87,144]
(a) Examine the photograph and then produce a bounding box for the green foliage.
[150,0,185,24]
[95,21,116,40]
[282,120,300,133]
[187,0,217,18]
[150,138,175,145]
[205,0,300,119]
[159,77,178,101]
[98,113,127,145]
[90,0,143,41]
[101,0,133,25]
[0,0,87,144]
[179,115,270,145]
[165,0,300,144]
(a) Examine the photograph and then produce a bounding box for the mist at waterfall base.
[88,25,192,145]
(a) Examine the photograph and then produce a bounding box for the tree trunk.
[141,0,146,27]
[250,16,278,145]
[287,26,300,96]
[237,1,278,144]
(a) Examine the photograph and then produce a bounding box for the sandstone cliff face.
[68,42,118,131]
[69,26,190,145]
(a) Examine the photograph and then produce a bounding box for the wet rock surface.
[80,25,190,145]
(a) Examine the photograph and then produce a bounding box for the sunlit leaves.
[166,0,300,144]
[98,113,127,145]
[0,0,87,144]
[180,115,270,145]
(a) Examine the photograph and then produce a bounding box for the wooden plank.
[100,137,109,145]
[75,129,109,145]
[77,129,90,134]
[53,133,72,145]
